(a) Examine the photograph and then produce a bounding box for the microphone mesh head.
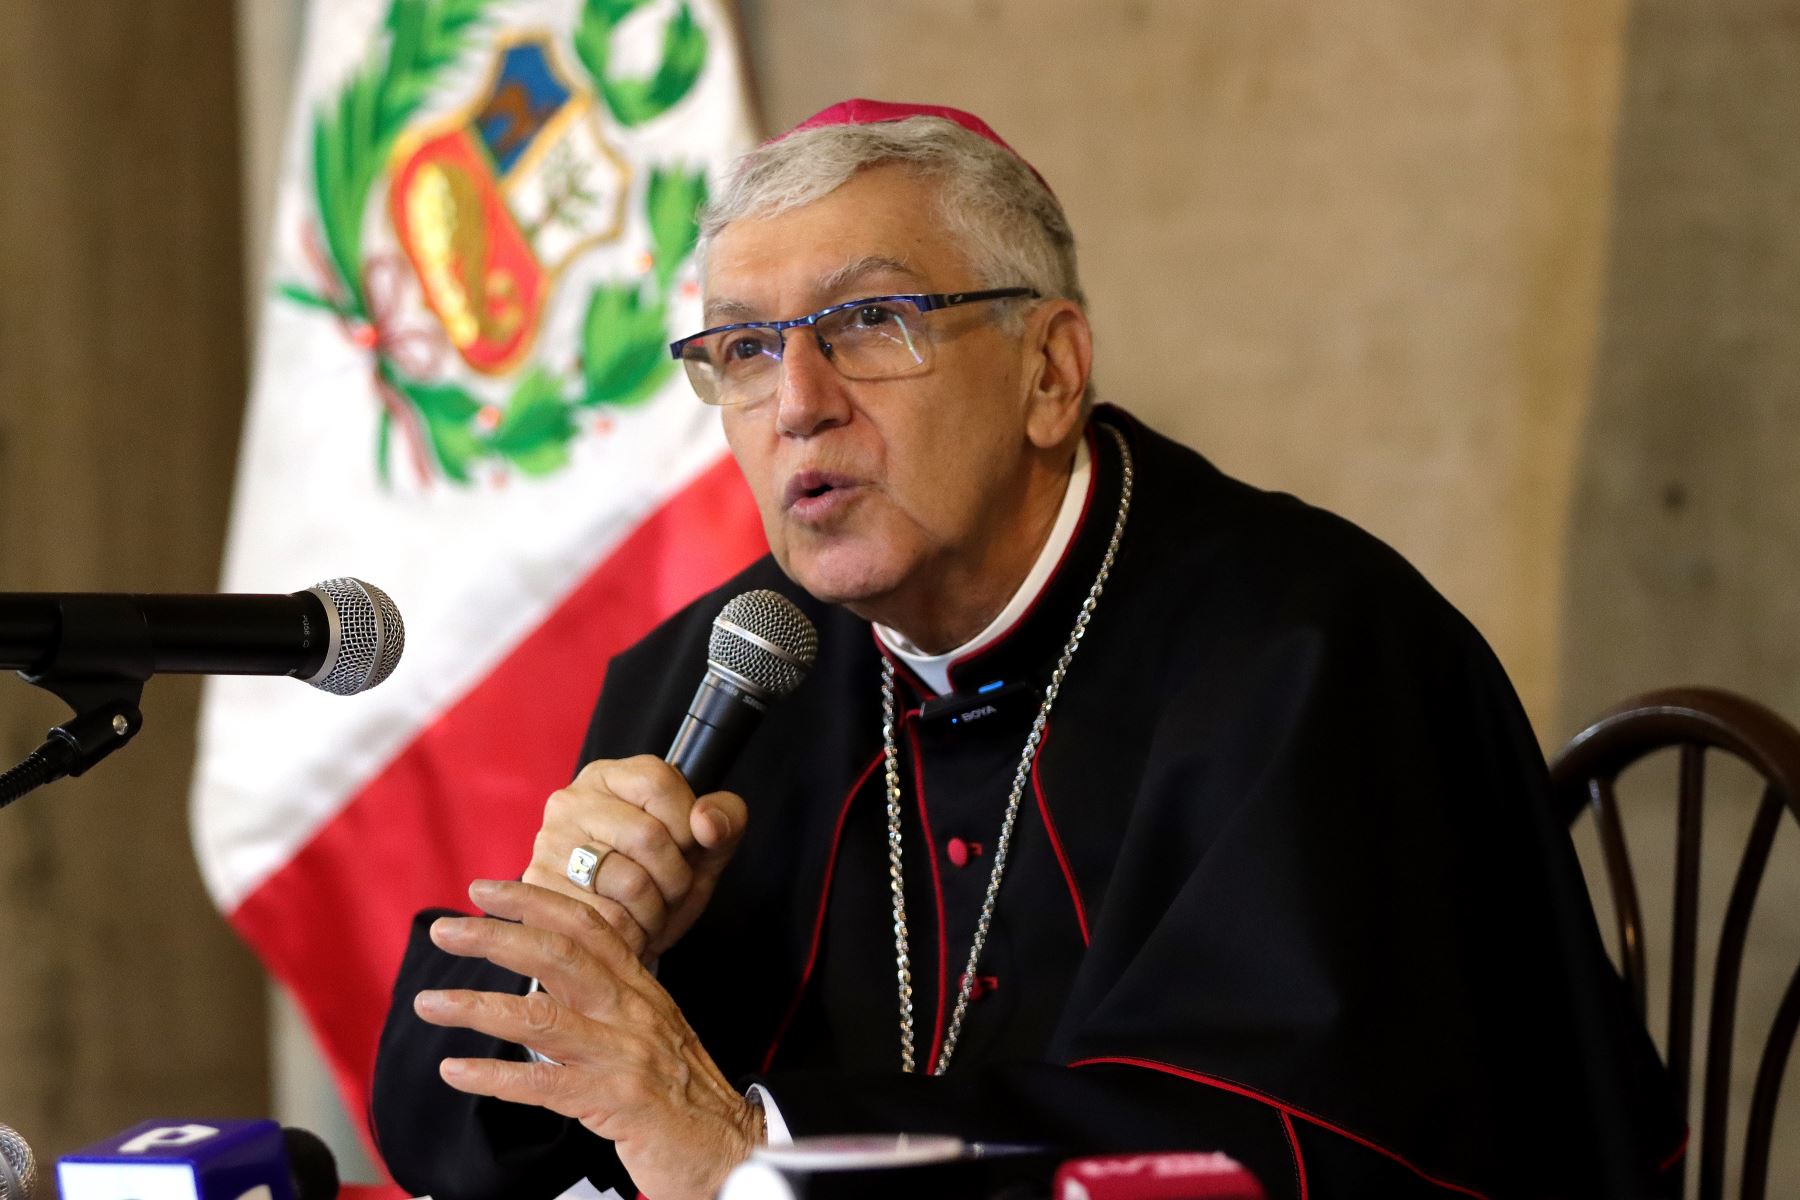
[709,590,818,699]
[309,578,406,695]
[370,584,405,687]
[0,1123,37,1200]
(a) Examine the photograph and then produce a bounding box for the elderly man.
[372,100,1681,1200]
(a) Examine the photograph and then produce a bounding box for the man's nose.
[774,329,851,437]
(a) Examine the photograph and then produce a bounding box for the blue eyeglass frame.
[667,287,1040,361]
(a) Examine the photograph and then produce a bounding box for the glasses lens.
[679,326,782,406]
[679,355,724,404]
[815,301,928,381]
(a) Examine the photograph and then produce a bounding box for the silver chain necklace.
[882,422,1133,1074]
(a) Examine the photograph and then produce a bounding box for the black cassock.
[373,407,1683,1200]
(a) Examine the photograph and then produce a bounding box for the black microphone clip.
[5,595,154,804]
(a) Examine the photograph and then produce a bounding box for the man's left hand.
[415,879,764,1200]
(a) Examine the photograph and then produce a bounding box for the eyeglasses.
[668,288,1040,406]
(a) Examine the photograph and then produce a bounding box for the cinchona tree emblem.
[279,0,713,487]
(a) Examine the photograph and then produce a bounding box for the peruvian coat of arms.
[280,0,719,488]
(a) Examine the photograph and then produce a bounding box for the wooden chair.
[1549,686,1800,1200]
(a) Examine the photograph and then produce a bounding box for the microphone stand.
[0,596,149,809]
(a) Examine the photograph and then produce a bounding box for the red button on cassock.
[945,838,984,867]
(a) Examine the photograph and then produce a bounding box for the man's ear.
[1021,300,1093,450]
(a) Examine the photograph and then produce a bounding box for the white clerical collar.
[875,435,1093,696]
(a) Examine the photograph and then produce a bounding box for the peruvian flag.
[190,0,763,1184]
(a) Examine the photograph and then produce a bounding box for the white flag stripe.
[193,0,757,911]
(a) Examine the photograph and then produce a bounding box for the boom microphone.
[0,578,404,695]
[667,590,818,794]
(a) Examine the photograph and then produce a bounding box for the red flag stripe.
[228,455,766,1175]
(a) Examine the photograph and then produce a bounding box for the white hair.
[698,116,1090,343]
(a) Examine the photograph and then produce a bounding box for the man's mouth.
[783,470,861,515]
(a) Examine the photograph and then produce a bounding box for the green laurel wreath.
[278,0,712,485]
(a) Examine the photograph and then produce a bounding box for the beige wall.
[0,0,266,1164]
[1563,0,1800,1187]
[2,0,1794,1191]
[744,0,1631,739]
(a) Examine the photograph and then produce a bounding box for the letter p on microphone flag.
[191,0,764,1178]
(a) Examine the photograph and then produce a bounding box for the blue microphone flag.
[57,1119,295,1200]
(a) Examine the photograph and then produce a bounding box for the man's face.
[705,164,1042,622]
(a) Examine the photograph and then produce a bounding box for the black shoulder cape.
[374,406,1682,1199]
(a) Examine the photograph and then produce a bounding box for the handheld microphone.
[666,590,818,794]
[0,1122,37,1200]
[0,578,404,695]
[56,1119,339,1200]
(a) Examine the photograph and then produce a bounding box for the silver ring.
[566,844,609,890]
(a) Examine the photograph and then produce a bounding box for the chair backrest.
[1549,686,1800,1200]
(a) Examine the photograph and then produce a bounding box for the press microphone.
[1053,1152,1265,1199]
[666,589,818,794]
[0,1122,38,1200]
[57,1119,340,1200]
[0,578,404,695]
[719,1138,1266,1200]
[719,1135,1055,1200]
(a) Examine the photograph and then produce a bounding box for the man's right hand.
[522,755,748,961]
